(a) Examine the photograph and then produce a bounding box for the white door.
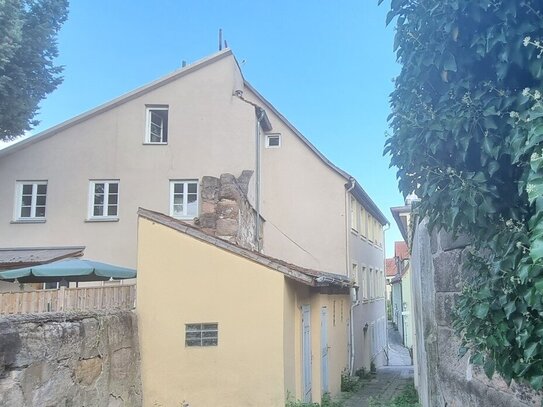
[302,304,312,402]
[320,306,329,394]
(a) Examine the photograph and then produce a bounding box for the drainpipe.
[254,108,265,252]
[345,178,359,375]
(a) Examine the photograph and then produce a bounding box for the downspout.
[255,108,265,252]
[345,178,359,375]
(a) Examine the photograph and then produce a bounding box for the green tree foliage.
[383,0,543,388]
[0,0,68,141]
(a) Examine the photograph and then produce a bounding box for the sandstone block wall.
[197,171,262,249]
[0,310,142,407]
[412,220,543,407]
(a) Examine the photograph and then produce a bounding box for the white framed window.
[185,323,218,347]
[145,105,168,144]
[14,181,47,220]
[360,207,367,238]
[88,180,119,219]
[265,134,281,148]
[351,262,359,286]
[369,268,374,299]
[170,180,198,219]
[361,266,368,300]
[350,196,358,232]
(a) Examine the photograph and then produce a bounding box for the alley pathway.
[344,322,414,407]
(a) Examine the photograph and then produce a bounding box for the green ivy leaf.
[524,342,539,360]
[484,358,496,379]
[443,51,457,72]
[470,352,484,366]
[504,301,516,319]
[474,303,490,319]
[529,375,543,390]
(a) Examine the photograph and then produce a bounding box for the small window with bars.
[185,323,218,347]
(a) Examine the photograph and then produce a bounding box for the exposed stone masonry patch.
[0,311,142,407]
[196,171,262,250]
[412,223,543,406]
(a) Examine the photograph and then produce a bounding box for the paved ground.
[343,322,414,407]
[387,322,413,366]
[343,366,414,407]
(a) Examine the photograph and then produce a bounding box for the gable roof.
[391,205,410,242]
[0,48,387,225]
[0,49,234,159]
[138,208,351,289]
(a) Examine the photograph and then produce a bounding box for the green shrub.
[340,370,359,392]
[285,393,344,407]
[384,0,543,389]
[368,384,420,407]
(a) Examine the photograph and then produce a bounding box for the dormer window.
[145,106,168,144]
[265,134,281,148]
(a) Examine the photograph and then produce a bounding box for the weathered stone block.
[439,229,471,252]
[236,170,254,196]
[436,326,464,371]
[219,173,243,201]
[201,176,219,201]
[433,249,462,292]
[216,218,238,236]
[436,293,458,327]
[197,213,216,229]
[76,356,103,386]
[201,201,216,214]
[216,199,239,220]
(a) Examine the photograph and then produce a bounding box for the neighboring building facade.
[137,209,352,406]
[348,195,388,371]
[0,49,387,375]
[391,203,417,370]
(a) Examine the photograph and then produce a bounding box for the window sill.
[85,218,119,223]
[143,142,168,145]
[11,219,46,224]
[350,229,359,236]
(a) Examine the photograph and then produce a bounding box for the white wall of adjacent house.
[0,52,255,269]
[348,196,387,371]
[0,50,352,278]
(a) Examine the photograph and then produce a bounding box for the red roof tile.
[394,241,409,260]
[385,258,397,277]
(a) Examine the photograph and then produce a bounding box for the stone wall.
[0,310,142,407]
[197,171,262,250]
[411,220,543,407]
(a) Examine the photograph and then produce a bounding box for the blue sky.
[3,0,404,256]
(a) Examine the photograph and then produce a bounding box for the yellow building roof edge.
[137,208,352,288]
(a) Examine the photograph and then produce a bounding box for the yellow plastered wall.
[283,279,350,403]
[137,217,285,407]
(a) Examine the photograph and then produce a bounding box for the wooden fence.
[0,284,136,315]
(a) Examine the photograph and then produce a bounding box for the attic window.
[265,134,281,148]
[145,106,168,144]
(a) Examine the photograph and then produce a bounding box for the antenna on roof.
[219,29,223,51]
